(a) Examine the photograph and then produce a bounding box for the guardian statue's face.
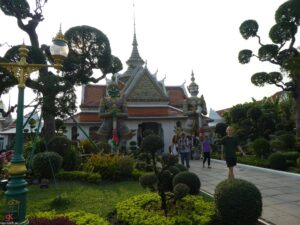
[108,83,120,98]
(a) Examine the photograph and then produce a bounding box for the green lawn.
[0,180,146,217]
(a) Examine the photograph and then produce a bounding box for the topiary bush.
[173,183,190,200]
[63,146,82,171]
[278,133,296,149]
[270,138,285,152]
[142,134,164,155]
[116,193,215,225]
[174,163,188,171]
[47,136,71,157]
[139,173,157,191]
[32,152,63,179]
[172,171,201,195]
[268,152,287,170]
[166,166,181,176]
[252,138,271,159]
[214,179,262,225]
[281,151,300,161]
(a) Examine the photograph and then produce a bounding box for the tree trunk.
[159,191,168,216]
[295,77,300,137]
[42,95,56,142]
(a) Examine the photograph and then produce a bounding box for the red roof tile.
[81,85,187,108]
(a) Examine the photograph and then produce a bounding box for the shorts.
[226,157,237,167]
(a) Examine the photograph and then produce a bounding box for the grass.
[0,180,146,217]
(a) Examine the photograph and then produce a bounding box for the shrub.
[29,211,109,225]
[129,141,138,152]
[173,183,190,200]
[80,139,98,154]
[131,169,145,180]
[83,154,134,180]
[214,179,262,225]
[297,157,300,168]
[173,171,201,195]
[139,173,157,191]
[237,155,268,168]
[97,141,111,154]
[252,138,271,158]
[161,154,178,167]
[24,137,46,160]
[116,155,134,177]
[268,152,287,170]
[143,129,154,137]
[32,152,63,179]
[174,163,188,171]
[116,193,215,225]
[142,134,164,155]
[50,195,71,210]
[63,146,82,171]
[56,171,101,184]
[159,170,173,192]
[166,166,181,176]
[278,133,296,149]
[47,136,71,157]
[270,138,285,151]
[281,151,300,161]
[29,217,76,225]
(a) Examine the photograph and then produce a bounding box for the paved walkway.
[189,159,300,225]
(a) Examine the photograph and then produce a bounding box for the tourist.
[170,134,178,156]
[177,132,190,168]
[202,135,212,168]
[221,126,246,178]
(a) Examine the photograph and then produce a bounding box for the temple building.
[64,27,210,152]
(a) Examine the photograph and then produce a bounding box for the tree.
[238,0,300,136]
[0,0,122,141]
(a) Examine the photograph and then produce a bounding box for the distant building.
[64,25,211,152]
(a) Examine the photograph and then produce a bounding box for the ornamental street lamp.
[0,28,68,225]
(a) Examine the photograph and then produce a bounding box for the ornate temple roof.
[80,85,187,109]
[118,22,145,83]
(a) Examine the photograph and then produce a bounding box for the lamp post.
[0,28,68,225]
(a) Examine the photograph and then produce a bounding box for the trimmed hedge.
[29,211,109,225]
[116,193,215,225]
[268,152,287,170]
[56,171,101,184]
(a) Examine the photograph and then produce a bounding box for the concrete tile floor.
[188,159,300,225]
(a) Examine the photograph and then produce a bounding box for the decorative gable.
[125,70,169,101]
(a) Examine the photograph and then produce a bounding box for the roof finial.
[133,2,136,37]
[187,70,199,97]
[126,2,145,68]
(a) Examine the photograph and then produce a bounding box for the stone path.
[189,159,300,225]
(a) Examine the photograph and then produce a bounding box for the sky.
[0,0,296,117]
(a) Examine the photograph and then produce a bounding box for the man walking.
[221,126,245,178]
